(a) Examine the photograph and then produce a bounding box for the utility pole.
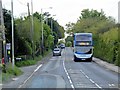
[41,9,44,55]
[27,3,30,16]
[51,15,56,47]
[0,0,6,64]
[51,17,53,34]
[40,7,52,55]
[51,15,56,35]
[118,1,120,23]
[31,0,34,59]
[27,2,34,58]
[11,0,14,68]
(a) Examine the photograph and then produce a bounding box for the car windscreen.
[54,49,60,51]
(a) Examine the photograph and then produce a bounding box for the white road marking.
[0,84,3,85]
[66,72,69,76]
[80,69,102,89]
[18,64,42,88]
[85,75,89,79]
[90,79,95,83]
[34,64,42,72]
[63,60,75,89]
[71,85,74,89]
[12,78,19,81]
[50,59,55,61]
[68,76,70,79]
[111,84,115,86]
[109,84,115,87]
[95,83,102,88]
[109,84,112,86]
[69,80,72,84]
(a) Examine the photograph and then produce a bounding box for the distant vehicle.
[73,33,93,62]
[53,48,61,56]
[60,43,65,49]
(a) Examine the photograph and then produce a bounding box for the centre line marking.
[63,60,75,89]
[80,69,102,89]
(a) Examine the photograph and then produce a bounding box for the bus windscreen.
[76,35,92,41]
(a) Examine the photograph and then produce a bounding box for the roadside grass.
[43,49,52,57]
[15,59,37,67]
[15,49,51,67]
[1,63,23,83]
[1,50,51,83]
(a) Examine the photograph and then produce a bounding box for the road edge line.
[18,64,42,88]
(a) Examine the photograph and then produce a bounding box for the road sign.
[6,43,11,50]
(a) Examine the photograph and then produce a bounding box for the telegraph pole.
[118,1,120,23]
[11,0,14,68]
[41,9,44,55]
[27,3,30,16]
[0,0,6,64]
[31,0,34,59]
[51,17,53,34]
[40,7,52,55]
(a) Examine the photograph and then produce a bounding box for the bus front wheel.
[89,57,92,62]
[74,55,77,62]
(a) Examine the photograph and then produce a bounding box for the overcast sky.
[2,0,119,28]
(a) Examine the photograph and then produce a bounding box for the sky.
[2,0,119,28]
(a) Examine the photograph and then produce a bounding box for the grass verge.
[1,63,23,83]
[15,49,51,67]
[15,59,37,67]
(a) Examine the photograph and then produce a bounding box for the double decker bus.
[73,33,93,61]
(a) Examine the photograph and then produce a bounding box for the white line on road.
[90,79,95,83]
[85,75,89,79]
[109,84,115,87]
[71,84,74,89]
[18,64,42,88]
[34,64,42,72]
[63,60,75,89]
[69,80,72,84]
[80,69,102,89]
[111,84,115,86]
[95,83,102,88]
[0,84,3,86]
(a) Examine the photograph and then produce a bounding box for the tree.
[3,9,12,43]
[65,9,119,66]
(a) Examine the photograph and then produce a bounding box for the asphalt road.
[19,47,119,89]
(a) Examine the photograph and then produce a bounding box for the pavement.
[93,57,119,73]
[2,51,119,88]
[2,52,53,88]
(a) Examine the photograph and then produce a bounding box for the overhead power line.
[17,0,27,6]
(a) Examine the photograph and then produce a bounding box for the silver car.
[53,48,61,56]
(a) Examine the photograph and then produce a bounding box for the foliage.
[65,36,73,46]
[3,9,64,58]
[15,60,37,67]
[58,40,65,45]
[6,63,23,76]
[66,41,72,47]
[15,49,50,67]
[66,9,119,66]
[47,18,65,45]
[3,9,12,43]
[2,63,23,82]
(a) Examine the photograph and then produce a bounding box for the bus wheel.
[74,55,77,62]
[89,57,92,62]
